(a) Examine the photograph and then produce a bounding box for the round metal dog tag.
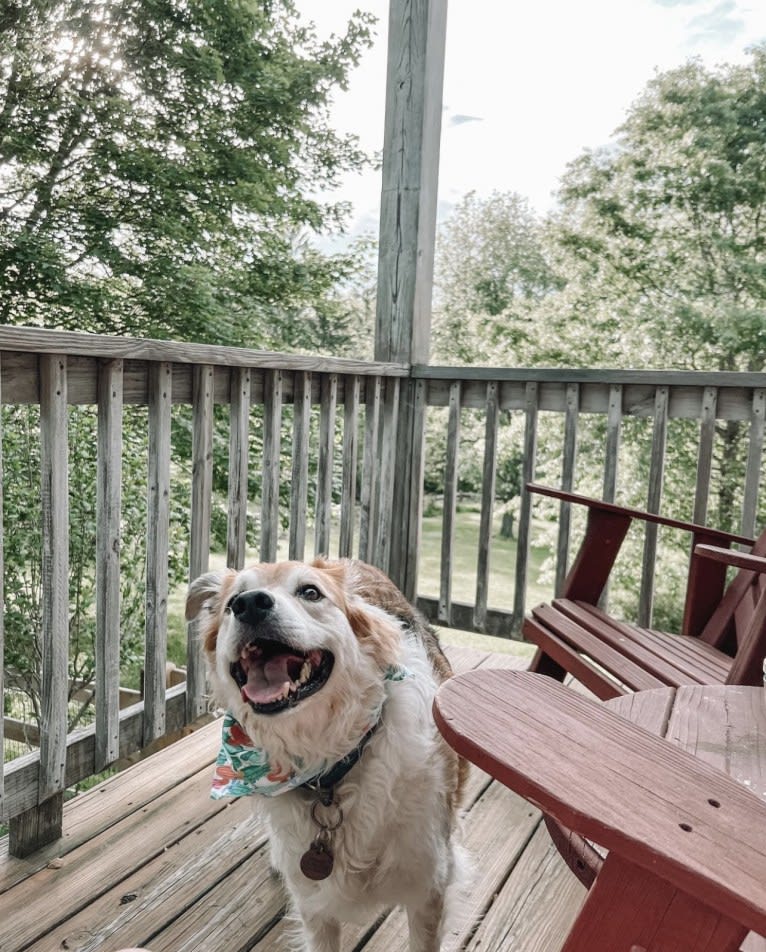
[300,842,334,880]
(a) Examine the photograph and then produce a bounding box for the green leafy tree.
[429,52,766,627]
[425,191,558,531]
[556,48,766,374]
[432,190,558,365]
[0,0,373,344]
[552,46,766,535]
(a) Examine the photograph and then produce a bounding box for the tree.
[555,48,766,374]
[551,47,766,535]
[431,190,558,365]
[428,53,766,626]
[0,0,373,345]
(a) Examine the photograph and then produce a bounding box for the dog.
[185,557,468,952]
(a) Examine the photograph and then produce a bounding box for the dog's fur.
[186,558,467,952]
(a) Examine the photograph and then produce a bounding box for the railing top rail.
[413,364,766,388]
[0,326,409,377]
[3,329,765,389]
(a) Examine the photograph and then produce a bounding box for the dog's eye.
[297,584,323,602]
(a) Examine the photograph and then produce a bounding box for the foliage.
[432,190,559,365]
[2,404,191,728]
[430,48,766,629]
[555,49,766,373]
[0,0,374,344]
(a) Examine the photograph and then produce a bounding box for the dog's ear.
[186,571,226,620]
[345,598,403,668]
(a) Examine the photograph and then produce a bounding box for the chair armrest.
[694,544,766,575]
[434,670,766,938]
[528,483,755,609]
[527,484,754,547]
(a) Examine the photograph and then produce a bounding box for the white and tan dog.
[185,557,467,952]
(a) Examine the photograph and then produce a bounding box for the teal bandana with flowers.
[211,663,413,799]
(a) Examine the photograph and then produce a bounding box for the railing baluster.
[512,381,539,633]
[603,383,623,502]
[315,374,337,558]
[399,377,429,601]
[639,385,669,628]
[26,354,69,852]
[227,367,250,570]
[474,381,499,632]
[741,388,765,541]
[188,365,214,721]
[439,381,461,625]
[3,326,766,857]
[0,355,3,818]
[556,382,580,595]
[374,376,400,573]
[339,375,360,558]
[289,371,311,561]
[693,386,718,526]
[359,376,382,563]
[599,383,623,611]
[260,369,283,562]
[96,359,123,771]
[144,362,172,745]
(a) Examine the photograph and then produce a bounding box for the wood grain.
[339,375,360,558]
[0,325,407,375]
[512,383,539,632]
[315,373,337,558]
[95,359,123,771]
[37,354,69,850]
[226,366,250,569]
[288,371,311,561]
[143,363,172,744]
[474,382,499,631]
[260,369,283,562]
[438,381,461,624]
[187,365,214,720]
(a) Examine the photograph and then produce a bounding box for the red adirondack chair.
[434,670,766,952]
[523,483,766,700]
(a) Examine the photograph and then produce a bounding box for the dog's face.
[186,559,402,730]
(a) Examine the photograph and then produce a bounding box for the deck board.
[0,645,585,952]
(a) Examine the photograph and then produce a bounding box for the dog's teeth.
[299,660,311,684]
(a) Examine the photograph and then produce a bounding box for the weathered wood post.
[375,0,448,600]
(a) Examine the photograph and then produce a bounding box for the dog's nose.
[231,590,275,625]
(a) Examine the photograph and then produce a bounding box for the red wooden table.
[434,671,766,952]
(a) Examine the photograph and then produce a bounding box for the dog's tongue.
[241,652,303,704]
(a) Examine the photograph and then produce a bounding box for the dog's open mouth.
[231,639,335,715]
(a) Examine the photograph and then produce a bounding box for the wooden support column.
[375,0,448,598]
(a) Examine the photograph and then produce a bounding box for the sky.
[295,0,766,235]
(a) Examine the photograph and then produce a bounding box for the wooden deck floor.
[0,646,586,952]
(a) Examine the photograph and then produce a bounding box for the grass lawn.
[418,505,552,609]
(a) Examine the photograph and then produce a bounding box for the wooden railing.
[0,327,406,855]
[415,365,765,636]
[1,327,765,856]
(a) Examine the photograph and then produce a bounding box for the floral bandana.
[211,663,413,799]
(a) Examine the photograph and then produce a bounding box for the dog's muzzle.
[228,589,335,715]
